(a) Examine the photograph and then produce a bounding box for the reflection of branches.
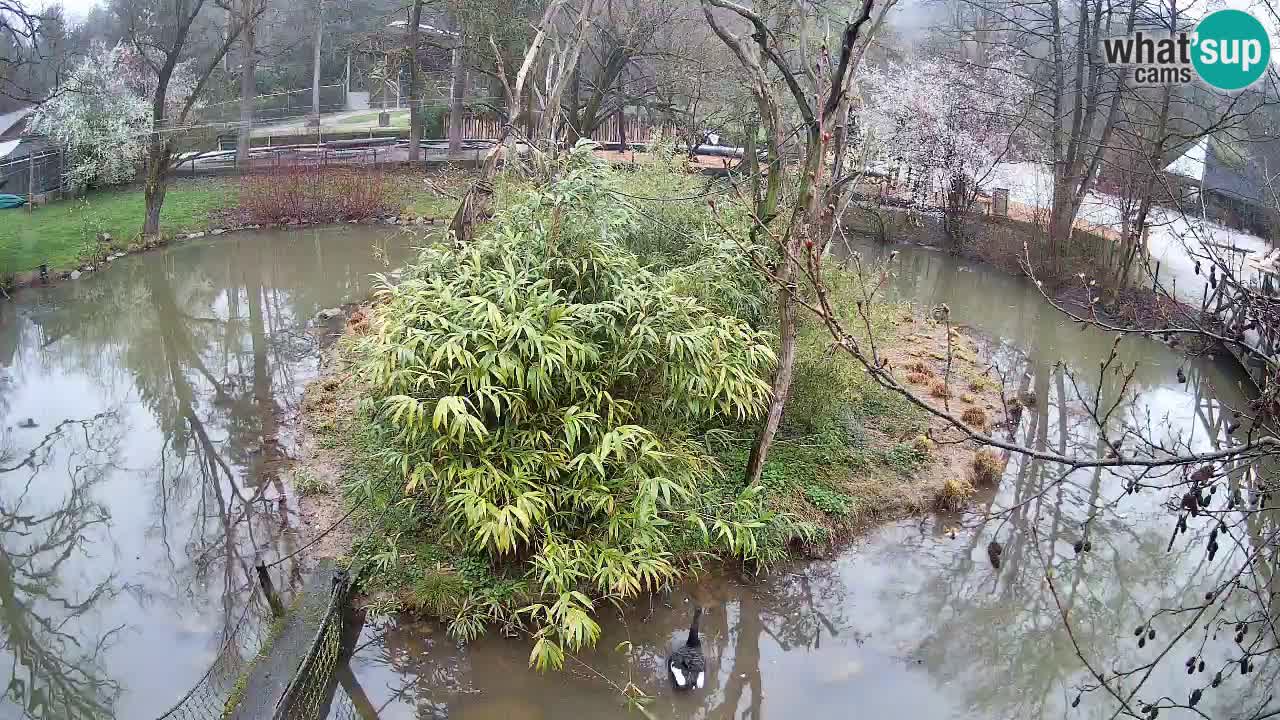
[1,413,124,719]
[0,413,116,474]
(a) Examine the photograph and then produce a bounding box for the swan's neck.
[686,607,702,647]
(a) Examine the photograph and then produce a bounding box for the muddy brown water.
[0,226,416,719]
[1,234,1272,720]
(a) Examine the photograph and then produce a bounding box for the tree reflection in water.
[0,227,404,717]
[0,413,124,719]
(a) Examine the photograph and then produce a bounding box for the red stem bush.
[238,165,400,225]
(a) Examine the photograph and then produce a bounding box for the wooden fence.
[1199,260,1280,390]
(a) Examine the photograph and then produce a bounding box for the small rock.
[315,307,343,321]
[69,270,81,280]
[191,231,206,239]
[210,228,225,236]
[384,216,398,224]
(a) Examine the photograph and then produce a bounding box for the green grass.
[404,191,459,218]
[0,170,469,279]
[331,110,411,129]
[1,178,235,276]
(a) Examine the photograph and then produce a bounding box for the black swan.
[668,607,705,691]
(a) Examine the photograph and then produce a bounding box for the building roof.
[1202,137,1280,205]
[1163,138,1207,181]
[1164,133,1280,209]
[0,107,32,139]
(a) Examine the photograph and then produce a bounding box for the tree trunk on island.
[407,0,424,161]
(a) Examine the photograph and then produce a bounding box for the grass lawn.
[331,110,411,129]
[1,177,235,277]
[0,170,467,279]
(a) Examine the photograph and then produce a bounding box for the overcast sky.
[42,0,97,21]
[33,0,1280,65]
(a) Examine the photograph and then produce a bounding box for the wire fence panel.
[201,85,349,125]
[0,149,61,197]
[151,597,276,720]
[273,570,354,720]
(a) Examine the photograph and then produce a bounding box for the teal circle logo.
[1192,9,1271,90]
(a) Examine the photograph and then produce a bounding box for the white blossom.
[858,51,1031,199]
[29,43,201,189]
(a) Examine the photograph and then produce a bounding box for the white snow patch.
[982,161,1275,306]
[982,162,1053,208]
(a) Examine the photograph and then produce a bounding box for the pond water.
[2,232,1272,720]
[0,226,417,719]
[332,242,1276,720]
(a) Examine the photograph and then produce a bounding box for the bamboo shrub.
[356,148,784,668]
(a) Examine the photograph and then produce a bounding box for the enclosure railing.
[199,84,349,125]
[0,147,62,199]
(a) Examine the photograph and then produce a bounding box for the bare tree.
[564,0,682,140]
[448,0,573,244]
[702,0,896,486]
[535,0,598,149]
[235,0,266,168]
[117,0,264,238]
[0,0,41,105]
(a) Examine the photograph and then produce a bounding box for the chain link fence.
[152,596,277,720]
[272,569,353,720]
[0,148,62,198]
[200,85,349,125]
[149,566,356,720]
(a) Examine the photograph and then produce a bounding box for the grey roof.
[1202,138,1280,206]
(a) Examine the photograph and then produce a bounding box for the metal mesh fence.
[152,596,276,720]
[273,570,353,720]
[150,568,358,720]
[200,85,349,125]
[0,149,61,198]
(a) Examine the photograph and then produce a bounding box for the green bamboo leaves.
[357,147,779,669]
